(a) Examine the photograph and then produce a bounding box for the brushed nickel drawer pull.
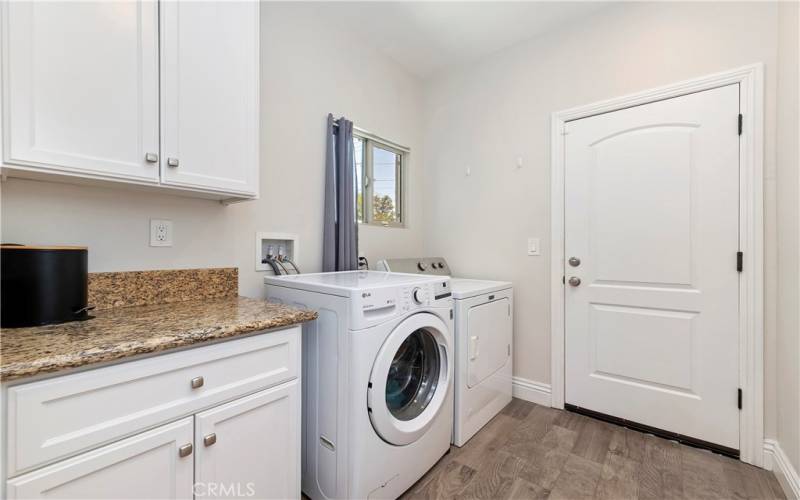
[178,443,193,457]
[204,433,217,446]
[320,435,335,451]
[191,376,204,389]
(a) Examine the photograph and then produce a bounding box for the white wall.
[776,0,800,476]
[0,2,426,299]
[421,2,782,409]
[0,179,238,271]
[232,2,426,297]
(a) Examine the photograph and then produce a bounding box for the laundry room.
[0,1,798,499]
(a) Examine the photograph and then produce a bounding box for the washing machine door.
[368,312,451,446]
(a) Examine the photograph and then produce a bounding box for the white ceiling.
[312,2,612,78]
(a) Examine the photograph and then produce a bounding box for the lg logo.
[362,292,371,298]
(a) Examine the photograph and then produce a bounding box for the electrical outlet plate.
[150,219,173,247]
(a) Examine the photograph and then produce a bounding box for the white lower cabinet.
[6,418,194,499]
[2,328,302,500]
[195,381,300,500]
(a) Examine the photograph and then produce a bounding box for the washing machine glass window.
[386,329,441,421]
[368,312,452,446]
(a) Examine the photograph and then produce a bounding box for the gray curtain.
[322,114,358,272]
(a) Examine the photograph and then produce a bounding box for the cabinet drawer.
[6,327,300,477]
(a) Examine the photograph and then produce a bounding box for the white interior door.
[160,0,259,195]
[2,0,160,182]
[564,84,741,450]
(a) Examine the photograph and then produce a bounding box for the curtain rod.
[332,118,411,153]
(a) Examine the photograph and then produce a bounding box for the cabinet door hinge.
[562,276,566,285]
[738,388,743,410]
[737,251,743,272]
[738,114,743,135]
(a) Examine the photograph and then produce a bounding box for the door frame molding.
[549,63,765,466]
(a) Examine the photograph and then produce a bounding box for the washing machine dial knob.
[417,261,428,271]
[412,287,425,304]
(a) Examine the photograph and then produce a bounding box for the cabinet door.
[195,381,300,500]
[2,1,160,182]
[160,1,259,196]
[6,418,194,499]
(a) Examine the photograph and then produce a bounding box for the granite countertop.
[0,297,317,382]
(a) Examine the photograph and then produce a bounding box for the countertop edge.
[0,308,317,384]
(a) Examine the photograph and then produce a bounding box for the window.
[354,134,406,227]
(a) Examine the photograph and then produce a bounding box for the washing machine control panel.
[351,280,452,329]
[398,280,452,311]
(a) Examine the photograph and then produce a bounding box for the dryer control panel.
[376,257,452,276]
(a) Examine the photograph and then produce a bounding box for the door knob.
[145,153,158,163]
[203,433,217,446]
[167,157,179,167]
[191,376,204,389]
[568,276,581,287]
[178,443,193,458]
[568,257,581,267]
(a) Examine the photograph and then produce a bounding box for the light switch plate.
[527,237,540,256]
[150,219,173,247]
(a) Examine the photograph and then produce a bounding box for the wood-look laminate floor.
[402,399,785,500]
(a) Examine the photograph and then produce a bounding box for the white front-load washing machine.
[265,271,454,499]
[376,258,513,447]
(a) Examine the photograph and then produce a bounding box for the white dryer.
[376,258,513,446]
[265,271,454,499]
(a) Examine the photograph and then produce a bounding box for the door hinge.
[737,251,743,272]
[738,114,743,135]
[738,388,742,410]
[450,309,453,320]
[562,275,566,285]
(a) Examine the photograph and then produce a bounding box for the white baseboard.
[512,377,552,407]
[764,439,800,499]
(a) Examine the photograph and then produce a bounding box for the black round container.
[1,245,91,328]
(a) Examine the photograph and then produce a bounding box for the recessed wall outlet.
[150,219,173,247]
[527,237,540,256]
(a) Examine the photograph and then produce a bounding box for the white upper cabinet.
[2,0,160,183]
[160,0,260,196]
[1,0,259,200]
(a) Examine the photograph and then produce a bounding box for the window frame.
[355,133,406,228]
